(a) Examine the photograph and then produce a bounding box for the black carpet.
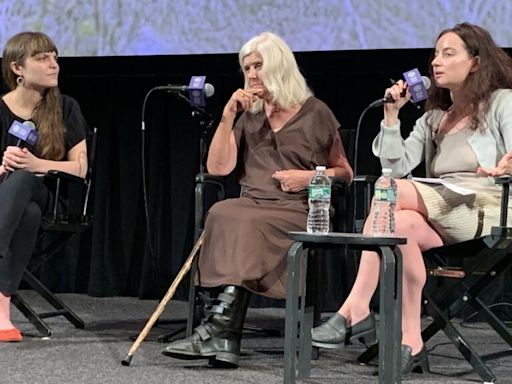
[1,291,512,383]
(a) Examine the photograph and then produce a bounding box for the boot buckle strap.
[217,292,235,304]
[194,324,213,341]
[210,304,227,316]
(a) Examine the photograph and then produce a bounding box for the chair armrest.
[350,175,378,233]
[195,172,225,184]
[194,172,226,237]
[330,176,348,190]
[45,170,86,185]
[354,175,378,184]
[494,175,512,186]
[43,171,88,221]
[195,172,226,199]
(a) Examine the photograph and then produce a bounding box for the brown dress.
[197,97,340,298]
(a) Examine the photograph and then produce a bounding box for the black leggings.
[0,170,49,294]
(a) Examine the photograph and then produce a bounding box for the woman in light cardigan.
[312,22,512,375]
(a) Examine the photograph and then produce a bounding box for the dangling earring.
[16,76,24,85]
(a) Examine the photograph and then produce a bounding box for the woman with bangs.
[0,32,88,342]
[163,31,353,367]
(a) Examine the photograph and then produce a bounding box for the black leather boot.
[162,285,251,368]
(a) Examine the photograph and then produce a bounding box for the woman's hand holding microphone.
[383,80,410,127]
[2,146,39,173]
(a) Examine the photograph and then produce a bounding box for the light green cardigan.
[372,89,512,178]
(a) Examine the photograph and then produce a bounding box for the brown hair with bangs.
[426,22,512,131]
[2,31,65,159]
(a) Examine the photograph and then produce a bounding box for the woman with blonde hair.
[163,32,353,367]
[0,31,88,342]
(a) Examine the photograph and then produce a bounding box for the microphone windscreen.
[22,121,38,146]
[204,83,215,98]
[22,121,36,129]
[421,76,432,90]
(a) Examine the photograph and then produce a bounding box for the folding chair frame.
[11,127,97,336]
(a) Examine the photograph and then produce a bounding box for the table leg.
[298,251,312,378]
[378,245,403,384]
[284,241,303,384]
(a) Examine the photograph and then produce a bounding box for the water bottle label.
[309,186,331,199]
[375,187,396,202]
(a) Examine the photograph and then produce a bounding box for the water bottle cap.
[382,168,392,175]
[315,166,326,171]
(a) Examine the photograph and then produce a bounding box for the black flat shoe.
[311,312,377,349]
[401,344,429,375]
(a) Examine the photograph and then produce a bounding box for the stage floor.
[1,291,512,384]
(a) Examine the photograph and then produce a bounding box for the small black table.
[283,232,406,384]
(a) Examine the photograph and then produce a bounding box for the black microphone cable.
[352,82,402,231]
[140,85,215,281]
[353,77,429,231]
[352,100,410,232]
[352,102,376,232]
[140,87,162,272]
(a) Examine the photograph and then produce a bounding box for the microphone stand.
[175,93,215,174]
[138,86,214,341]
[194,111,215,175]
[151,91,216,342]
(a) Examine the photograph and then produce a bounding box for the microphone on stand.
[139,76,215,261]
[155,76,215,108]
[155,82,215,96]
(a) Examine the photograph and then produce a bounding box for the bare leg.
[395,209,442,353]
[337,179,443,354]
[0,292,14,330]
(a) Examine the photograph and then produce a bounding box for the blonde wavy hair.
[2,31,65,160]
[238,32,312,113]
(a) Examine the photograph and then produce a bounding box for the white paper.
[411,177,475,196]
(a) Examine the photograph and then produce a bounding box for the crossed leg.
[339,179,443,354]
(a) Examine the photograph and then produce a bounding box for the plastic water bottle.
[371,168,397,236]
[306,166,331,234]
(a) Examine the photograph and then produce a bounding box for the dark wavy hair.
[425,22,512,130]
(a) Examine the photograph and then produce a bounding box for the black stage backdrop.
[6,48,512,311]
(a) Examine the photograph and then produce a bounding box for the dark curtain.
[6,48,511,310]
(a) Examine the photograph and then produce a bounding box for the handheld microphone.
[8,120,38,147]
[3,121,38,180]
[383,76,431,103]
[156,76,215,108]
[369,69,431,108]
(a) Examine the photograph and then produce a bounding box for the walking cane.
[121,231,204,366]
